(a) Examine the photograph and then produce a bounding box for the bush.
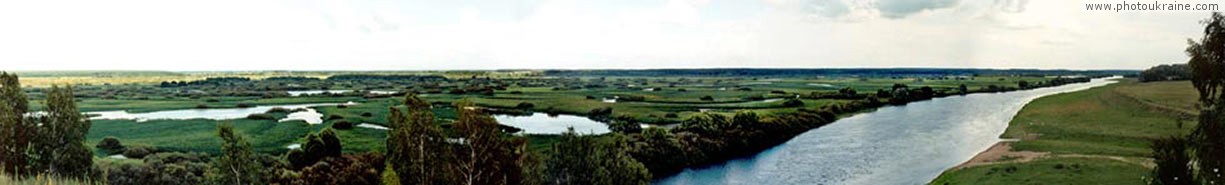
[95,152,210,185]
[236,103,253,108]
[246,113,276,120]
[97,136,125,152]
[516,102,535,109]
[205,99,220,102]
[361,112,374,117]
[699,95,714,101]
[298,153,386,185]
[782,99,804,107]
[266,107,291,113]
[195,104,209,109]
[665,112,679,118]
[333,121,354,130]
[326,115,345,120]
[123,145,155,159]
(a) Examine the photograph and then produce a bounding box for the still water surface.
[658,77,1119,185]
[494,113,611,135]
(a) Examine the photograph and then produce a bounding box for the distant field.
[932,79,1197,185]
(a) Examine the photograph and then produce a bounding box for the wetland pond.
[657,77,1120,185]
[88,102,357,124]
[494,113,611,135]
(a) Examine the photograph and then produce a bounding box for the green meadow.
[931,79,1198,185]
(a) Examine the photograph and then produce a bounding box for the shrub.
[246,113,276,120]
[665,112,679,118]
[782,99,804,107]
[361,112,374,117]
[298,153,386,185]
[236,103,253,108]
[97,136,125,152]
[205,99,220,102]
[326,115,345,120]
[516,102,535,109]
[123,145,155,159]
[699,95,714,101]
[195,104,209,109]
[333,121,354,130]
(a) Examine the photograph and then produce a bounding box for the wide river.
[657,77,1120,185]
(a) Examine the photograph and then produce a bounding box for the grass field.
[931,79,1197,185]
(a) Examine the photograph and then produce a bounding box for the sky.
[0,0,1216,71]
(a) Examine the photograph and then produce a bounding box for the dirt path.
[953,141,1047,169]
[954,141,1155,169]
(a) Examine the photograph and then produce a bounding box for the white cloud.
[0,0,1210,70]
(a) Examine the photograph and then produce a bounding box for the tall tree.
[206,123,263,185]
[0,72,32,176]
[387,93,453,184]
[451,100,525,185]
[1188,12,1225,184]
[31,85,92,178]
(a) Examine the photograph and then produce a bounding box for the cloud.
[875,0,959,18]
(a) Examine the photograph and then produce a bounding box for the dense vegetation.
[1140,64,1192,82]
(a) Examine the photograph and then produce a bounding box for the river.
[657,77,1120,185]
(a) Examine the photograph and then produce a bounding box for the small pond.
[493,113,611,135]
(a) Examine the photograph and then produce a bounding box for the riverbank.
[932,79,1195,185]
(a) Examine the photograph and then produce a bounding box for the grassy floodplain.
[931,79,1197,185]
[66,71,1076,156]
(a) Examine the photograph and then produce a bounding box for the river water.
[657,77,1119,185]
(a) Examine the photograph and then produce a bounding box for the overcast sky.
[0,0,1214,71]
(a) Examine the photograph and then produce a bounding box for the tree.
[287,129,343,170]
[97,136,126,151]
[608,116,642,134]
[387,93,453,185]
[32,85,92,178]
[543,130,649,185]
[1151,136,1194,185]
[1188,12,1225,184]
[838,87,857,97]
[206,123,263,185]
[593,134,650,185]
[0,72,32,176]
[451,100,526,185]
[630,127,688,177]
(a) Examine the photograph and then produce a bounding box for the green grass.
[930,157,1149,185]
[932,79,1197,185]
[1002,79,1194,157]
[77,75,1048,156]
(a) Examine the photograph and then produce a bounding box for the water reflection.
[493,113,611,135]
